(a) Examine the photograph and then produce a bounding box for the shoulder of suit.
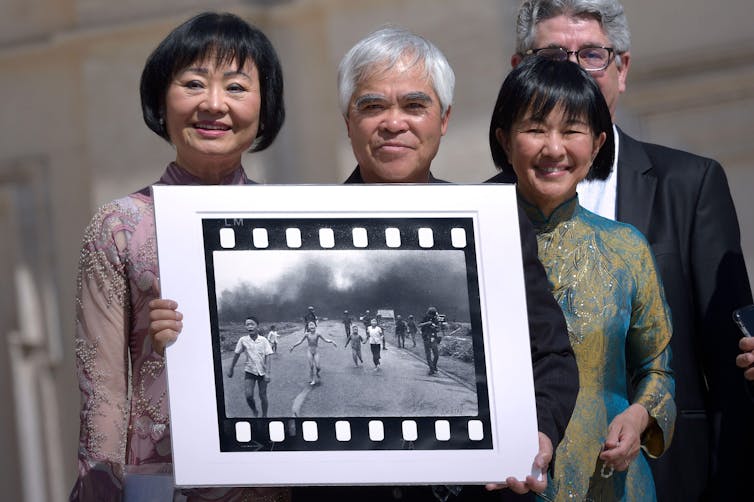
[620,129,722,176]
[640,140,716,164]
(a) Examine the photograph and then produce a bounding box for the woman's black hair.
[488,57,614,181]
[140,12,285,152]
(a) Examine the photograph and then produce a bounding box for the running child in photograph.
[226,316,273,417]
[366,318,384,370]
[345,324,365,366]
[266,324,279,353]
[290,321,337,385]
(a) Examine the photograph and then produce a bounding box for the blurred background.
[1,0,753,499]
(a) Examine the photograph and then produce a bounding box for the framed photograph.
[153,183,538,488]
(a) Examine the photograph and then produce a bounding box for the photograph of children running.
[366,318,384,370]
[211,247,479,418]
[290,321,337,385]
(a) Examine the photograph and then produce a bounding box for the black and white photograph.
[152,183,538,487]
[211,247,481,420]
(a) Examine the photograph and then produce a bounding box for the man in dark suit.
[294,25,578,501]
[486,1,753,499]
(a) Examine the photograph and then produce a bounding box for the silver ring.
[600,463,614,478]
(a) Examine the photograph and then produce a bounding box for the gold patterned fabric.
[521,195,675,502]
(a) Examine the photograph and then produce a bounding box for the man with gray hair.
[487,1,753,499]
[294,26,579,501]
[337,25,455,184]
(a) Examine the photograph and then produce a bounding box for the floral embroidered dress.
[71,163,289,502]
[521,196,676,502]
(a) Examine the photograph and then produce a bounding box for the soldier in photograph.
[407,314,418,348]
[342,309,353,340]
[395,314,408,348]
[419,307,441,375]
[303,305,318,328]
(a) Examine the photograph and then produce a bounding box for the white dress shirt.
[577,124,620,220]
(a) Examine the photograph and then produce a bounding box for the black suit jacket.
[616,129,753,501]
[292,168,578,502]
[487,128,754,501]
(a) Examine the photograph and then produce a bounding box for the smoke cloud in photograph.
[213,249,471,322]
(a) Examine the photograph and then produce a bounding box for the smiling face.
[345,60,451,183]
[165,56,261,182]
[519,14,630,119]
[498,104,606,216]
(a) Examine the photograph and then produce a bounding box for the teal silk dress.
[522,196,676,502]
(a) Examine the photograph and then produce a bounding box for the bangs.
[519,83,594,127]
[172,39,253,75]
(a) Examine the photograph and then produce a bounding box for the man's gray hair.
[516,0,630,65]
[337,25,455,116]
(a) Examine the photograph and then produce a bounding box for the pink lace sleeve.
[70,202,131,501]
[70,197,291,502]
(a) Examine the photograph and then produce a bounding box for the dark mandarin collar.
[519,193,579,232]
[343,166,448,184]
[158,162,254,186]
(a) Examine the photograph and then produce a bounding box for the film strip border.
[221,416,492,451]
[202,217,491,452]
[206,216,474,251]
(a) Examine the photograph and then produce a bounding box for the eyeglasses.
[524,46,615,71]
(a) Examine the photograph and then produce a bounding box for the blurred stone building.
[1,0,752,499]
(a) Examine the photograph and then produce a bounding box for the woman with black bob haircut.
[487,57,676,501]
[141,11,285,151]
[488,55,612,182]
[71,11,289,502]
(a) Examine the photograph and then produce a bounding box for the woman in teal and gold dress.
[487,57,675,501]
